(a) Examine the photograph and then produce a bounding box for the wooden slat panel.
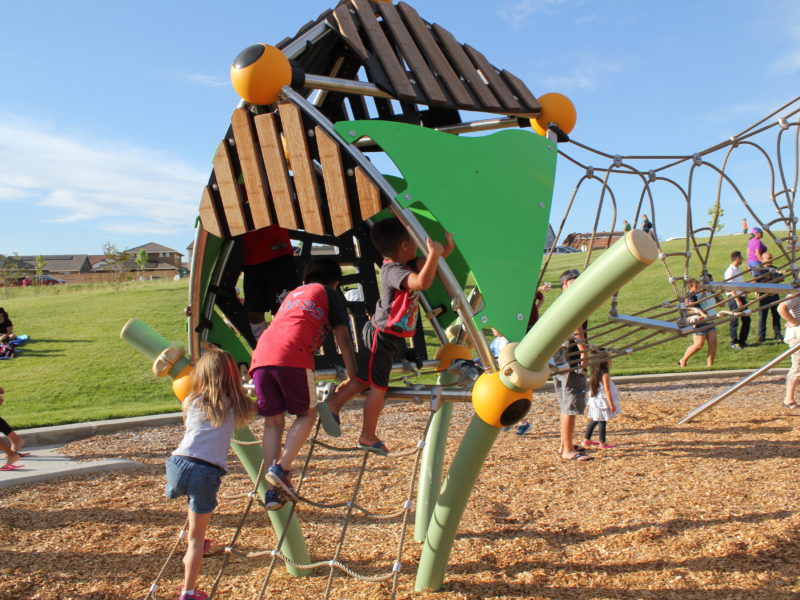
[212,141,248,236]
[198,185,223,238]
[315,126,355,236]
[355,166,382,220]
[333,4,370,63]
[376,2,447,105]
[230,108,272,229]
[462,44,524,113]
[500,70,541,114]
[351,0,417,101]
[396,2,475,108]
[278,103,326,235]
[254,112,299,230]
[431,24,501,112]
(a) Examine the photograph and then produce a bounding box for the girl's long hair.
[185,348,254,427]
[589,352,611,397]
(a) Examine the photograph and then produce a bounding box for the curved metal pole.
[278,85,497,372]
[679,342,800,424]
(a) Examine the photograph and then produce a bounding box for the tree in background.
[135,249,149,281]
[102,243,131,293]
[35,255,45,284]
[0,254,24,292]
[707,205,725,232]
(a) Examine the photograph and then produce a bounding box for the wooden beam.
[278,103,326,235]
[355,166,382,220]
[351,0,417,102]
[230,108,272,229]
[198,185,223,238]
[376,2,448,105]
[316,127,355,236]
[432,23,501,112]
[333,4,370,63]
[211,141,248,236]
[396,2,475,108]
[254,112,299,230]
[462,44,524,114]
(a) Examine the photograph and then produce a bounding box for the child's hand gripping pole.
[120,318,194,401]
[471,230,658,428]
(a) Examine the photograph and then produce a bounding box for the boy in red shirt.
[250,259,356,509]
[318,218,454,456]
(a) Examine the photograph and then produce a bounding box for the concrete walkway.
[0,367,787,489]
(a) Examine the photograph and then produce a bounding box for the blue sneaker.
[264,488,285,511]
[516,422,532,436]
[178,591,209,600]
[266,463,298,501]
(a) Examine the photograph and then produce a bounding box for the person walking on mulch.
[778,294,800,408]
[0,386,27,471]
[582,352,621,450]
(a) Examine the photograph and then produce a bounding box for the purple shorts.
[252,365,316,417]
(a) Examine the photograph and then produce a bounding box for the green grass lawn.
[1,280,187,429]
[1,232,791,428]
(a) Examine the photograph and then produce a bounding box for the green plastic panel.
[335,121,557,342]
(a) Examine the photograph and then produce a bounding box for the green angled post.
[415,231,659,592]
[415,372,458,542]
[120,318,311,576]
[415,415,499,591]
[508,230,659,377]
[230,427,311,577]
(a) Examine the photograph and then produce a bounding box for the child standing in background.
[0,386,27,471]
[249,259,357,510]
[319,218,454,456]
[582,353,621,450]
[165,349,256,600]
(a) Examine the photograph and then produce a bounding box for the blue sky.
[1,0,798,257]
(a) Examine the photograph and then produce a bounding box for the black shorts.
[356,321,407,391]
[0,416,11,436]
[242,254,297,315]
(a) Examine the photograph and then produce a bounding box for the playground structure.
[118,1,800,597]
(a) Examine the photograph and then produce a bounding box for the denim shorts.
[165,455,223,514]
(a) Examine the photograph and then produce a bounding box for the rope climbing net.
[143,401,436,600]
[539,96,800,370]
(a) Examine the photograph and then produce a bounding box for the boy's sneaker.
[266,463,298,501]
[178,591,209,600]
[515,422,532,436]
[264,488,285,511]
[731,343,743,350]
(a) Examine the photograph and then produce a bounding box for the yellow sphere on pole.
[172,365,194,402]
[230,44,292,105]
[471,371,532,428]
[434,342,472,372]
[530,92,577,137]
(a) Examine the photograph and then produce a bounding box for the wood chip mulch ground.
[2,375,800,599]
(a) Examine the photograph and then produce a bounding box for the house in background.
[14,255,92,283]
[126,243,184,268]
[562,231,624,251]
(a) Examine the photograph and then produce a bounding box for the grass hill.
[2,232,791,428]
[1,280,187,429]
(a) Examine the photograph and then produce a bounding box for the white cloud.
[498,0,572,26]
[543,55,625,91]
[0,114,205,233]
[185,73,229,88]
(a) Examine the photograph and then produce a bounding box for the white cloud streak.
[499,0,572,26]
[543,55,625,91]
[185,73,229,88]
[0,114,205,234]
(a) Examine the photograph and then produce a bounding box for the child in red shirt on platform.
[249,259,356,509]
[318,218,454,456]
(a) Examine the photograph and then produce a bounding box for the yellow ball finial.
[434,343,472,371]
[230,44,292,105]
[530,92,577,137]
[171,365,194,402]
[471,371,532,428]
